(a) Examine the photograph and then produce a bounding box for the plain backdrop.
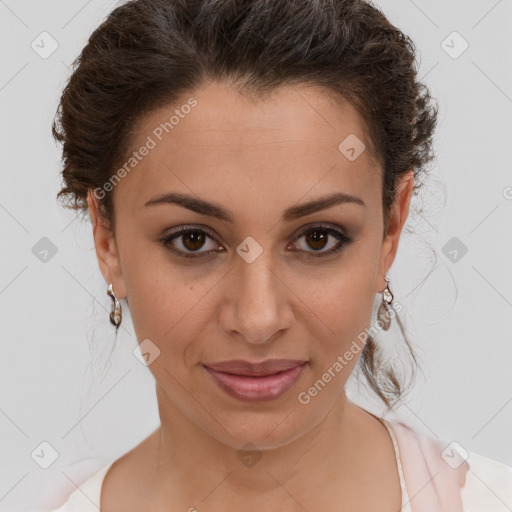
[0,0,511,510]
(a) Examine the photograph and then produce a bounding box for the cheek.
[296,281,377,400]
[120,245,217,354]
[292,263,379,380]
[296,260,378,333]
[314,284,375,367]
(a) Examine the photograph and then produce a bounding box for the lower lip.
[203,363,308,402]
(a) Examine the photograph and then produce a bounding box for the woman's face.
[89,81,413,449]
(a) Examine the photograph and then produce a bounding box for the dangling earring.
[107,283,122,329]
[377,275,394,331]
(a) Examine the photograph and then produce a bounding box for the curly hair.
[52,0,438,410]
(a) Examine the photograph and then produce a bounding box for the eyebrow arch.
[143,191,365,222]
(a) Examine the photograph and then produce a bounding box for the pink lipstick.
[203,359,308,402]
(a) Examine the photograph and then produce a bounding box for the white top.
[41,418,512,512]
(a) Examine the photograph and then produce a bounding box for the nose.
[219,249,293,345]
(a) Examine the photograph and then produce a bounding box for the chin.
[204,408,317,452]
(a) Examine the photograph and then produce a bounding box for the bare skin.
[88,80,414,511]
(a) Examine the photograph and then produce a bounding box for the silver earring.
[377,275,394,331]
[107,283,122,329]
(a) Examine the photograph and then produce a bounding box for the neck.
[150,383,370,510]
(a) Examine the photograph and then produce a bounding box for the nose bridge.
[239,248,277,301]
[225,240,290,344]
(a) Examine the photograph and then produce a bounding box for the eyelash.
[159,223,353,260]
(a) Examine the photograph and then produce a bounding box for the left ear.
[377,170,415,291]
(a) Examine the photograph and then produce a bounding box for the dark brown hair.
[52,0,437,410]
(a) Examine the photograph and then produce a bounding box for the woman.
[46,0,512,510]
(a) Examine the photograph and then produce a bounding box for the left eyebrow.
[143,191,365,223]
[282,192,365,221]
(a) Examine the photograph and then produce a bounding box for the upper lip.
[203,359,307,376]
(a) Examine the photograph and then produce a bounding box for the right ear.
[86,189,127,299]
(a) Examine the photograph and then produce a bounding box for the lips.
[202,359,309,402]
[203,359,307,377]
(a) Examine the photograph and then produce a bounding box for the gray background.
[0,0,511,510]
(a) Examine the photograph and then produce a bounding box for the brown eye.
[181,231,206,251]
[160,226,222,259]
[291,224,353,258]
[304,230,329,251]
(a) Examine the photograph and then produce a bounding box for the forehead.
[114,81,382,216]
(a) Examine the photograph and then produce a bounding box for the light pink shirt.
[40,419,512,511]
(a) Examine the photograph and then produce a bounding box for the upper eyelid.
[163,222,347,249]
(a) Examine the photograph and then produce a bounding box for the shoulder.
[461,449,512,512]
[387,420,512,512]
[43,460,113,512]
